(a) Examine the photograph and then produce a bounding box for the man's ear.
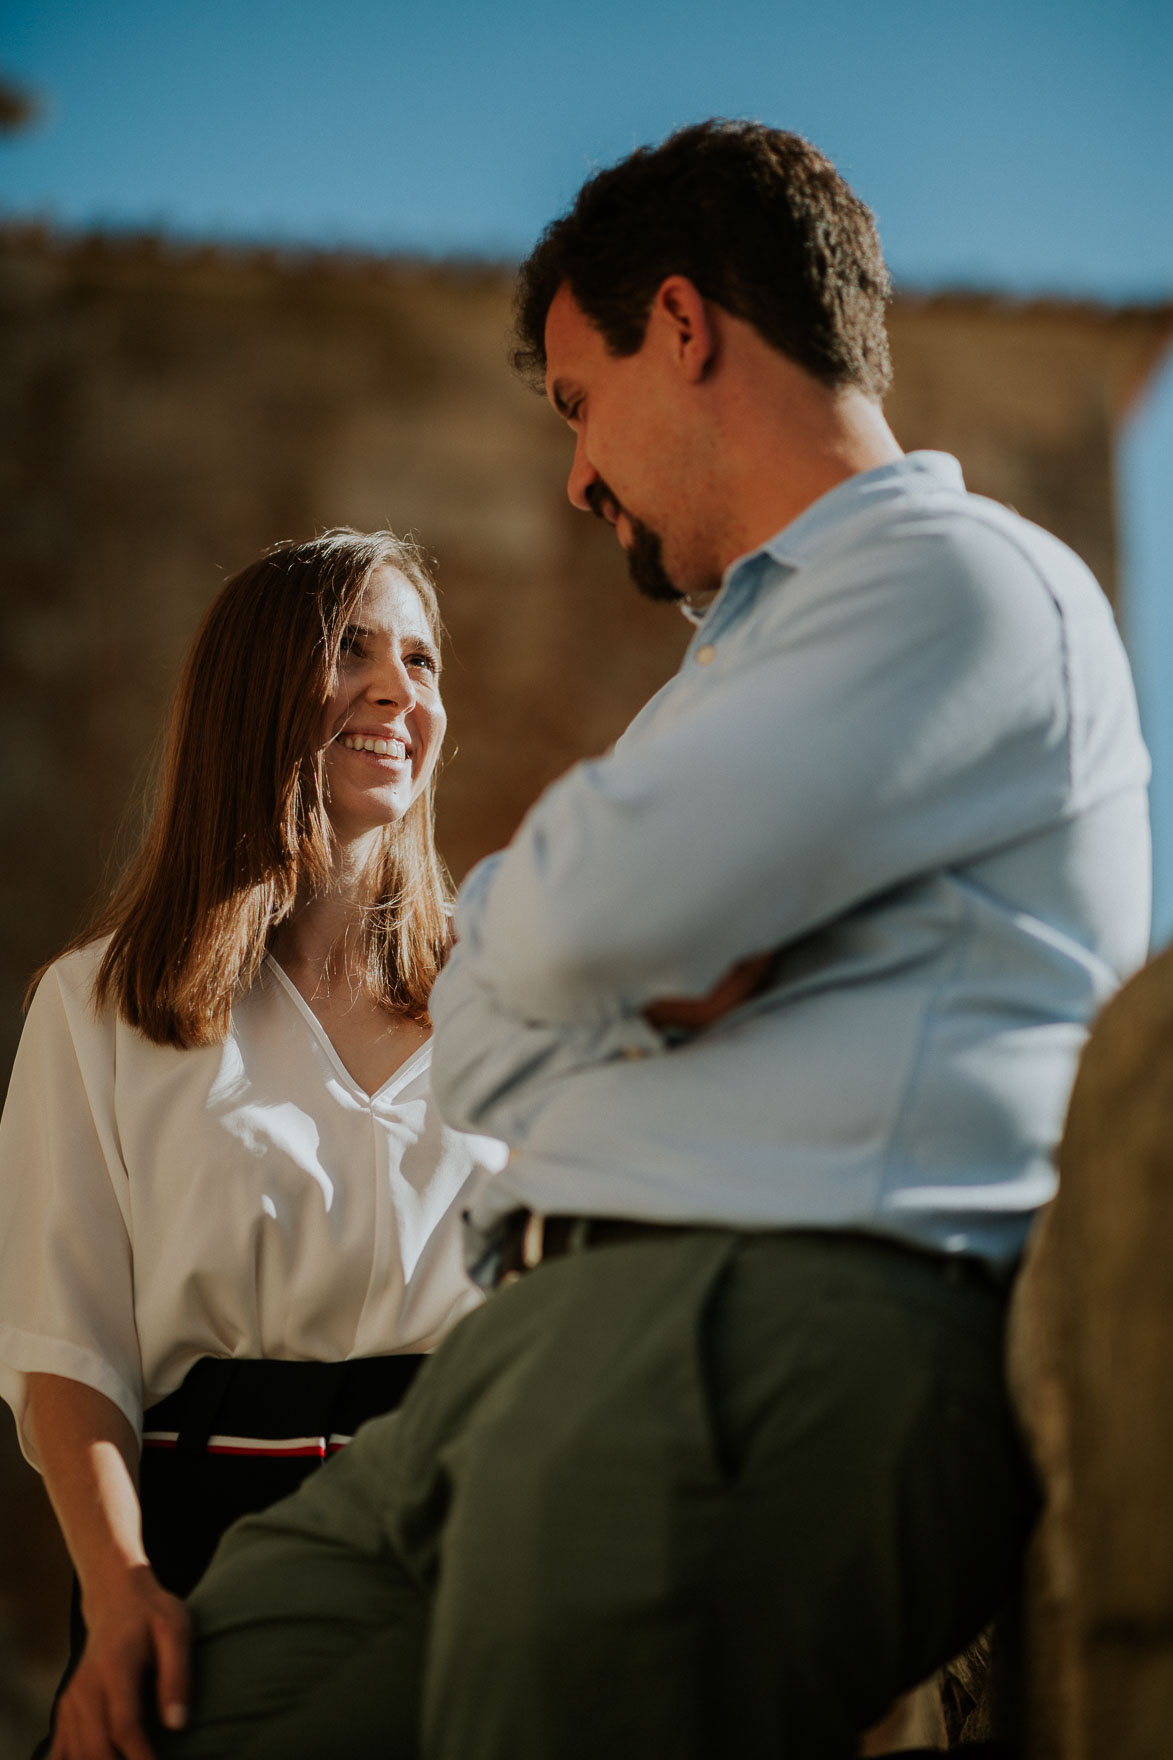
[650,276,717,383]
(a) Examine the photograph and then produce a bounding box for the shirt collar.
[678,451,965,634]
[678,587,721,627]
[755,450,965,570]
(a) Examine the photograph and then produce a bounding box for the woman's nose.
[370,655,416,710]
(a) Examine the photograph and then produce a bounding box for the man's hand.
[643,951,777,1032]
[49,1566,190,1760]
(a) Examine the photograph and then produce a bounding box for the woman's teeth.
[342,734,406,758]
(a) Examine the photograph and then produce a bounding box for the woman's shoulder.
[36,936,111,993]
[26,937,115,1031]
[5,940,120,1109]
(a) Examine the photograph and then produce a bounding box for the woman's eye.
[409,651,439,674]
[339,632,364,659]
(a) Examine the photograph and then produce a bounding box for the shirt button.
[695,644,717,666]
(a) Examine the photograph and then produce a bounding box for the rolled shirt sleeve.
[0,962,142,1465]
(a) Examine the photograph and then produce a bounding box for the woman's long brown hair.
[56,529,451,1047]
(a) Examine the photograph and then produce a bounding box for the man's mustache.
[580,475,684,602]
[585,478,622,525]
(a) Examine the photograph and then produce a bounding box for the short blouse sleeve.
[0,950,141,1467]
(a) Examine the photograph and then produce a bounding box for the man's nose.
[566,432,598,513]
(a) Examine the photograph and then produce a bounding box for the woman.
[0,530,505,1759]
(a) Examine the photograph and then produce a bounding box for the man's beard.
[623,515,686,604]
[586,478,683,604]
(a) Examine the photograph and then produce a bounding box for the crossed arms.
[430,525,1072,1143]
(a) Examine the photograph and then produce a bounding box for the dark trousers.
[165,1230,1038,1760]
[35,1354,424,1756]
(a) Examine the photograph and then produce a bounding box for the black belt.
[493,1210,692,1287]
[491,1209,1006,1295]
[141,1353,425,1458]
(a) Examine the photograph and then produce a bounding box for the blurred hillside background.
[0,0,1170,1749]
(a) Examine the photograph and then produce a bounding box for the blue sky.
[4,0,1172,929]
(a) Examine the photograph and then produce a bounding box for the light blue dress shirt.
[430,453,1151,1270]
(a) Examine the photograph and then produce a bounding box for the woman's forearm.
[27,1374,191,1752]
[25,1372,147,1602]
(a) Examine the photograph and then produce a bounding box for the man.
[165,121,1150,1759]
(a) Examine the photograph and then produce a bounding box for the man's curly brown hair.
[513,118,892,401]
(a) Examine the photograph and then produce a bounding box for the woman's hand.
[50,1566,189,1760]
[26,1375,191,1758]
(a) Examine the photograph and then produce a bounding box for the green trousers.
[165,1230,1035,1759]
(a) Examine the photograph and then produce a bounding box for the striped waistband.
[141,1354,425,1458]
[141,1429,354,1458]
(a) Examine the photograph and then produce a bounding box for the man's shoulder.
[724,474,1135,769]
[919,484,1098,581]
[797,474,1113,636]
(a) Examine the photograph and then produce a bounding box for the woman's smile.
[338,731,409,761]
[321,565,446,843]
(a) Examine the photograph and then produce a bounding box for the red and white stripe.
[141,1431,354,1458]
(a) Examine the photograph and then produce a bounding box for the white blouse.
[0,942,507,1467]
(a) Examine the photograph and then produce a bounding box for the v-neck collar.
[262,954,433,1103]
